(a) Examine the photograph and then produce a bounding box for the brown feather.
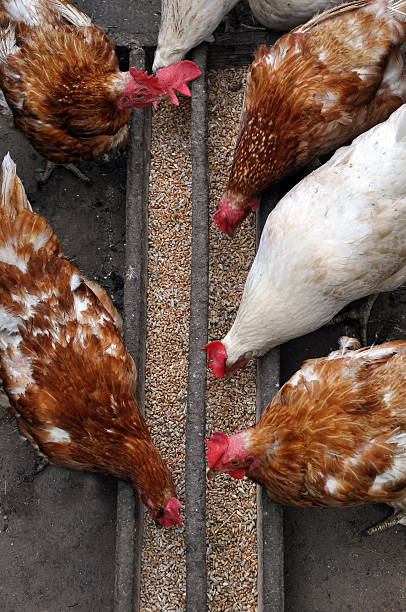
[0,155,177,516]
[0,8,131,163]
[246,342,406,508]
[219,0,406,229]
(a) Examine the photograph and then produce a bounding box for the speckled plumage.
[214,0,406,234]
[0,154,180,527]
[207,339,406,526]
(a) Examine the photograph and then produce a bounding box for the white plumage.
[152,0,239,71]
[248,0,343,30]
[205,104,406,376]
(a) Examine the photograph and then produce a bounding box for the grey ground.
[0,1,405,611]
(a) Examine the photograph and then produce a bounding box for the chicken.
[0,153,181,528]
[213,0,406,234]
[152,0,239,71]
[0,0,201,182]
[206,337,406,535]
[204,103,406,377]
[248,0,342,31]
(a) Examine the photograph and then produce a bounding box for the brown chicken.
[0,0,200,182]
[0,153,181,528]
[214,0,406,234]
[206,337,406,534]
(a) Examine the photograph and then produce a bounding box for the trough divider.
[114,47,151,612]
[185,43,209,612]
[256,187,285,612]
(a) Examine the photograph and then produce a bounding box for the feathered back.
[0,155,179,524]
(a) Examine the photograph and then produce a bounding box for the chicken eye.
[229,460,239,466]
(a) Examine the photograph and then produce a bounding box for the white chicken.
[204,104,406,377]
[152,0,239,71]
[248,0,342,30]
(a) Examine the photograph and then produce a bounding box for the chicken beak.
[207,468,220,479]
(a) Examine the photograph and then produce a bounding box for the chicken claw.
[36,161,91,185]
[327,294,379,345]
[34,455,49,474]
[364,510,406,536]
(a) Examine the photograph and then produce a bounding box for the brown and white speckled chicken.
[0,0,200,182]
[0,153,181,528]
[214,0,406,234]
[207,337,406,535]
[152,0,239,71]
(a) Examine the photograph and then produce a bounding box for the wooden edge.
[185,43,210,612]
[114,47,152,612]
[109,30,281,69]
[256,187,285,612]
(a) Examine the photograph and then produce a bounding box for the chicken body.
[152,0,239,71]
[205,104,406,377]
[214,0,406,234]
[0,0,200,171]
[248,0,342,31]
[206,338,406,531]
[0,153,181,528]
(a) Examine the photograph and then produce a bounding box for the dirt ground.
[0,1,406,611]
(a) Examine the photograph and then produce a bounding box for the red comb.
[205,432,229,467]
[129,67,165,94]
[213,196,260,235]
[212,204,247,235]
[163,497,182,526]
[202,340,227,378]
[155,60,202,105]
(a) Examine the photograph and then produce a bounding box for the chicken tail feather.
[0,24,19,64]
[0,154,61,262]
[0,153,32,212]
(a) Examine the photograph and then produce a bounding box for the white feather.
[153,0,239,71]
[369,432,406,494]
[248,0,341,30]
[43,426,71,443]
[222,104,406,366]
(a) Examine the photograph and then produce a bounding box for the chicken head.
[118,61,201,110]
[206,431,260,479]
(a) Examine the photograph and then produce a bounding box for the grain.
[206,67,257,612]
[140,65,257,611]
[140,96,191,610]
